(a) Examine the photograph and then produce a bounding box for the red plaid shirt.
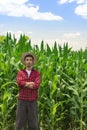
[16,68,40,101]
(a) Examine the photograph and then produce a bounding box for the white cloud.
[58,0,75,4]
[58,0,87,19]
[58,0,87,4]
[76,0,87,4]
[31,12,63,21]
[75,4,87,19]
[63,32,80,38]
[0,0,63,21]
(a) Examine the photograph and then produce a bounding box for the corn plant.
[0,33,87,130]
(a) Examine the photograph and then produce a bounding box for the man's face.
[24,56,34,68]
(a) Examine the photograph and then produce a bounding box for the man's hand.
[25,82,34,89]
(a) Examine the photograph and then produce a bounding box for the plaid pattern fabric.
[16,68,40,101]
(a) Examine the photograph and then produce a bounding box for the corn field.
[0,33,87,130]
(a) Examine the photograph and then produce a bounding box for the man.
[15,52,40,130]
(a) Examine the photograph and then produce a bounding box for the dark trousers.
[14,100,39,130]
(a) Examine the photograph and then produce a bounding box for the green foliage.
[0,33,87,130]
[0,35,5,43]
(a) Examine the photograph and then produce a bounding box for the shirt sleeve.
[33,72,41,89]
[16,71,26,87]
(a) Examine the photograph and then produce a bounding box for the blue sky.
[0,0,87,50]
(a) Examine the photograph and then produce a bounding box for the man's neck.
[26,66,32,71]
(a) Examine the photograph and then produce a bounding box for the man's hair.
[24,54,34,60]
